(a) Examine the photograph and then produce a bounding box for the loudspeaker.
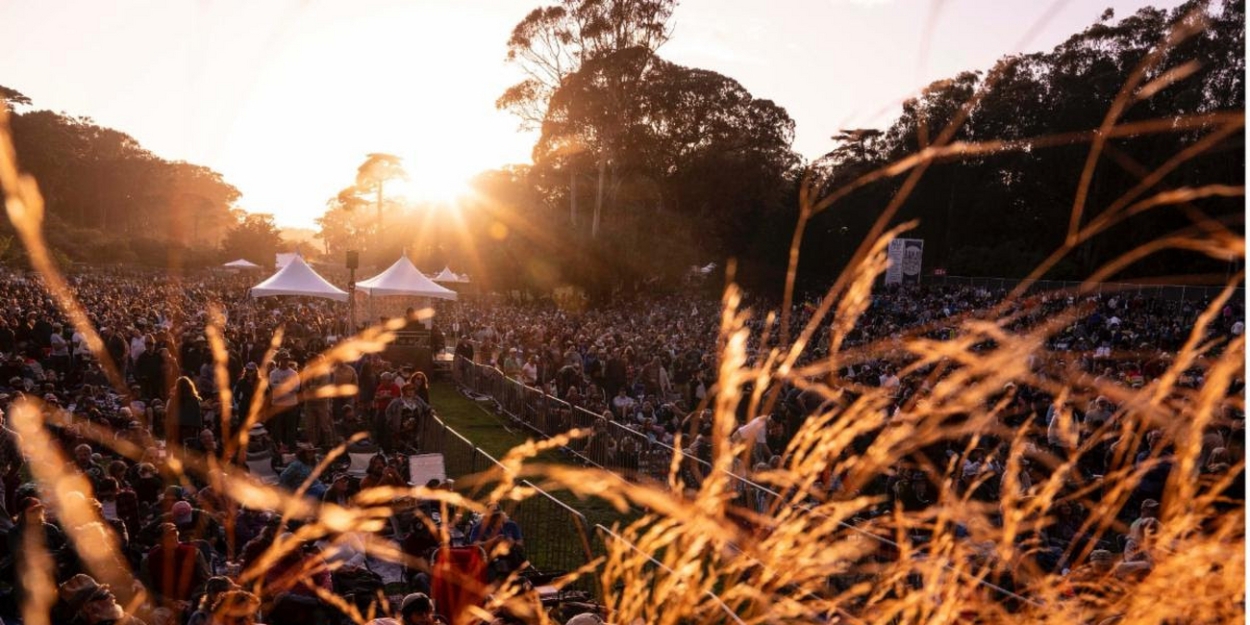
[346,250,359,269]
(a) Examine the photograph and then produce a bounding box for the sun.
[391,156,473,206]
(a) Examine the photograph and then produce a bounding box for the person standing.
[269,355,301,451]
[168,376,202,451]
[303,356,336,449]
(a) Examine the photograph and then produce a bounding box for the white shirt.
[269,366,301,407]
[521,362,538,385]
[49,333,68,357]
[129,337,146,361]
[735,415,769,445]
[71,331,91,356]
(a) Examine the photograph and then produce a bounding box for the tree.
[501,0,677,240]
[316,187,372,258]
[0,85,31,109]
[800,0,1243,282]
[354,153,407,254]
[221,213,283,268]
[619,60,799,275]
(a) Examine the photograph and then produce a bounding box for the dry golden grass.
[0,5,1244,623]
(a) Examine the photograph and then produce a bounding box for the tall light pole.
[346,250,359,334]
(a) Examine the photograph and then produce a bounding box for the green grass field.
[428,380,634,531]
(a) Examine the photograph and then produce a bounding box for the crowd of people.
[0,265,1241,623]
[0,270,591,625]
[442,283,1245,608]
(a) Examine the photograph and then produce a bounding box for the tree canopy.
[798,0,1244,286]
[0,93,244,267]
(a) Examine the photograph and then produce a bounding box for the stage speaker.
[346,250,359,269]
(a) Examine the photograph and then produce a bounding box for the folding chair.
[345,439,381,478]
[245,450,280,485]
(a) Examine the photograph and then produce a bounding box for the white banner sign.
[885,238,924,285]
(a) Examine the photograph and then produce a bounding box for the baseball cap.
[171,500,193,524]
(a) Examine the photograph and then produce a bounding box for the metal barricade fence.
[593,525,746,624]
[416,405,597,595]
[506,483,595,590]
[450,348,1066,610]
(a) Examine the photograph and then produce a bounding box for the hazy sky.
[0,0,1185,228]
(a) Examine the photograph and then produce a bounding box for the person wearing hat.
[321,472,353,506]
[57,573,144,625]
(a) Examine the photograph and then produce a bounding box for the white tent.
[432,266,467,283]
[223,258,262,270]
[249,254,349,301]
[275,253,299,270]
[358,256,458,300]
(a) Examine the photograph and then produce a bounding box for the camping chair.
[345,439,380,478]
[246,449,280,485]
[431,545,489,625]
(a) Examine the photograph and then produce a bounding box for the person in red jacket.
[142,522,210,617]
[372,371,402,439]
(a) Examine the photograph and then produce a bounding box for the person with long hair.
[410,370,430,404]
[167,376,202,450]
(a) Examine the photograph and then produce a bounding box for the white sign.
[408,453,446,486]
[885,238,923,285]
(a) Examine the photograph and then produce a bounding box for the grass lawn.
[428,380,636,532]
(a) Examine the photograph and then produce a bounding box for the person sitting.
[207,589,263,625]
[187,428,221,459]
[321,472,352,507]
[278,446,321,496]
[56,573,146,625]
[264,535,334,625]
[398,592,447,625]
[187,576,239,625]
[141,522,210,617]
[359,454,405,491]
[468,506,526,581]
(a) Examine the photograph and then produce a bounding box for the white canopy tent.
[275,253,299,270]
[249,255,349,301]
[432,266,467,283]
[223,258,262,270]
[358,256,458,300]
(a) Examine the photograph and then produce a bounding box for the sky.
[0,0,1186,228]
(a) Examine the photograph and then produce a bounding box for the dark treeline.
[2,0,1243,293]
[439,0,1243,298]
[802,1,1245,288]
[0,87,283,269]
